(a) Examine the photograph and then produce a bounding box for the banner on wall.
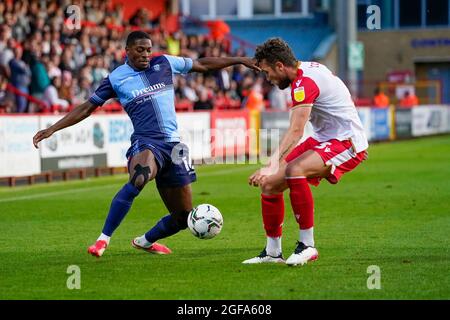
[412,105,449,137]
[260,111,313,155]
[210,110,249,159]
[357,107,372,141]
[177,112,211,163]
[37,113,212,170]
[261,111,290,133]
[448,105,450,131]
[39,115,108,170]
[103,113,211,167]
[260,111,289,157]
[371,108,391,141]
[395,109,412,138]
[104,114,134,168]
[2,105,450,179]
[0,116,41,178]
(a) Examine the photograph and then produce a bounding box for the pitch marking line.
[0,166,255,203]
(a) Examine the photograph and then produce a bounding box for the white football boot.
[286,242,319,266]
[242,249,285,264]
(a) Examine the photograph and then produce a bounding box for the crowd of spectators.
[0,0,291,114]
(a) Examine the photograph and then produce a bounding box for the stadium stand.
[0,0,266,114]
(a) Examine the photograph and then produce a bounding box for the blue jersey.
[89,55,193,143]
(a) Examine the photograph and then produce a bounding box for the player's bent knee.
[285,162,306,178]
[260,180,275,194]
[260,180,284,195]
[130,164,152,190]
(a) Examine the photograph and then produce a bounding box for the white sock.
[266,237,282,257]
[97,233,111,245]
[136,235,152,248]
[300,228,315,248]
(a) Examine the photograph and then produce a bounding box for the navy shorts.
[126,139,197,188]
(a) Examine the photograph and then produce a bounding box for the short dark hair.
[126,31,151,47]
[254,38,297,68]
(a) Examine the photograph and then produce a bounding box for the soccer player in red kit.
[243,38,369,266]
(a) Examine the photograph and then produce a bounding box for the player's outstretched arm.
[33,101,99,149]
[191,57,260,73]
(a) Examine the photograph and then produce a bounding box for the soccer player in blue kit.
[33,31,259,257]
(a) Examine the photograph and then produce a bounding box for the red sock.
[287,178,314,230]
[261,194,285,238]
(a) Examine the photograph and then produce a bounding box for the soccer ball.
[187,204,223,239]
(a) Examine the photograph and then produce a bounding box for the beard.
[278,77,291,90]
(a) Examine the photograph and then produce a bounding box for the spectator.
[0,38,15,78]
[50,30,63,56]
[0,6,6,28]
[176,77,198,102]
[29,52,50,99]
[244,83,265,112]
[58,71,74,104]
[227,80,240,101]
[59,47,77,73]
[240,74,256,100]
[0,1,261,113]
[194,89,213,111]
[6,11,27,42]
[9,44,31,113]
[41,29,51,55]
[46,55,62,79]
[43,76,70,113]
[110,3,124,26]
[0,24,11,50]
[0,96,14,114]
[110,48,125,71]
[187,35,202,59]
[129,8,155,29]
[80,65,94,84]
[91,55,109,88]
[0,71,12,113]
[399,91,419,108]
[73,77,93,106]
[373,88,390,108]
[216,64,232,91]
[167,32,181,56]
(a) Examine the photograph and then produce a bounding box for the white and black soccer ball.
[187,204,223,239]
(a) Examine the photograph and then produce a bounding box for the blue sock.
[102,183,140,236]
[145,214,181,243]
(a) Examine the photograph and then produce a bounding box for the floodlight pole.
[348,0,358,98]
[337,0,358,97]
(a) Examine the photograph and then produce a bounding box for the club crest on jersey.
[293,87,305,103]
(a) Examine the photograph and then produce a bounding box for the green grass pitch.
[0,135,449,299]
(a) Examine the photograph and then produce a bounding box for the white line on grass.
[196,166,254,177]
[0,166,255,203]
[0,185,117,203]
